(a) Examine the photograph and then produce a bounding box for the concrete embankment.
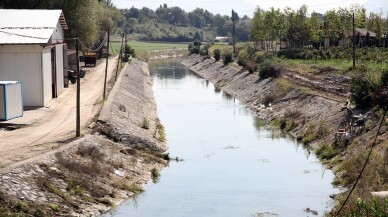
[181,55,347,147]
[0,59,166,216]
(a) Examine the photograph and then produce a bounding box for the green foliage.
[302,133,316,145]
[199,43,212,56]
[221,50,233,65]
[123,43,135,62]
[188,40,201,55]
[49,204,60,212]
[117,5,250,42]
[141,118,150,130]
[350,76,375,108]
[315,145,338,160]
[66,179,84,197]
[214,49,221,61]
[14,201,24,211]
[301,123,317,145]
[343,198,388,216]
[112,179,144,194]
[156,124,166,142]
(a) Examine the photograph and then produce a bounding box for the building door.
[51,47,57,98]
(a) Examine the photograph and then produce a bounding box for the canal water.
[105,60,339,217]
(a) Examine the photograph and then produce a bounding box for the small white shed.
[0,81,23,121]
[0,9,68,107]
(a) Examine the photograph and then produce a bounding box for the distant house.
[0,9,68,107]
[323,28,377,48]
[215,36,230,43]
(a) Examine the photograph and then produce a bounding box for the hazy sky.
[112,0,388,17]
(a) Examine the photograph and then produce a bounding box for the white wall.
[0,51,43,107]
[55,44,64,96]
[42,48,52,105]
[52,21,64,44]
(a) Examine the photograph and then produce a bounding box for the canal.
[105,60,338,217]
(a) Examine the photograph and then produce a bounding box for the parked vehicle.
[67,69,86,84]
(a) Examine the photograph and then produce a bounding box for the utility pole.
[352,12,356,68]
[115,32,124,81]
[232,10,236,56]
[76,35,80,137]
[103,30,110,100]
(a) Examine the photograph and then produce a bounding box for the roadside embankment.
[181,54,388,212]
[181,55,346,147]
[0,59,167,216]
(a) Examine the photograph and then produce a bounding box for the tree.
[309,12,323,48]
[325,9,341,46]
[250,7,266,50]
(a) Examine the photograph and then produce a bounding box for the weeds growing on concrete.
[156,124,166,142]
[48,203,60,212]
[142,118,150,130]
[151,168,160,183]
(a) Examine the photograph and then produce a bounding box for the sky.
[112,0,388,17]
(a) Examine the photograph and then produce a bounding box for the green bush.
[123,43,135,62]
[244,61,258,73]
[259,63,281,78]
[350,76,375,108]
[302,133,316,145]
[214,49,221,61]
[221,50,233,65]
[315,145,337,160]
[188,40,201,55]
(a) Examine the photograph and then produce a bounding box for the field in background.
[110,41,189,55]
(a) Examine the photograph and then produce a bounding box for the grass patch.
[110,41,188,54]
[141,118,150,130]
[112,179,144,194]
[156,123,166,142]
[315,145,338,160]
[48,203,60,212]
[66,179,85,197]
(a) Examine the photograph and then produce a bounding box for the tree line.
[250,4,388,50]
[0,0,122,49]
[118,4,250,42]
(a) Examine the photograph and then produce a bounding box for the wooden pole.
[103,30,110,100]
[76,36,80,137]
[115,32,123,81]
[232,10,236,56]
[352,12,356,68]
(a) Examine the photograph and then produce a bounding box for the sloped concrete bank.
[181,55,347,148]
[0,59,167,216]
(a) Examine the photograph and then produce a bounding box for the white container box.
[0,81,23,121]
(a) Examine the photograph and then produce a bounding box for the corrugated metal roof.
[0,9,68,44]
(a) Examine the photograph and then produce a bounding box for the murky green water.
[104,60,339,217]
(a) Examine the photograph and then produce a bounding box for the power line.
[336,108,387,215]
[0,29,108,53]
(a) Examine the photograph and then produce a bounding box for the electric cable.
[336,108,387,215]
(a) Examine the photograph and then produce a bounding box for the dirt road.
[0,57,118,169]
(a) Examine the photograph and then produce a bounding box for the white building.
[0,9,68,107]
